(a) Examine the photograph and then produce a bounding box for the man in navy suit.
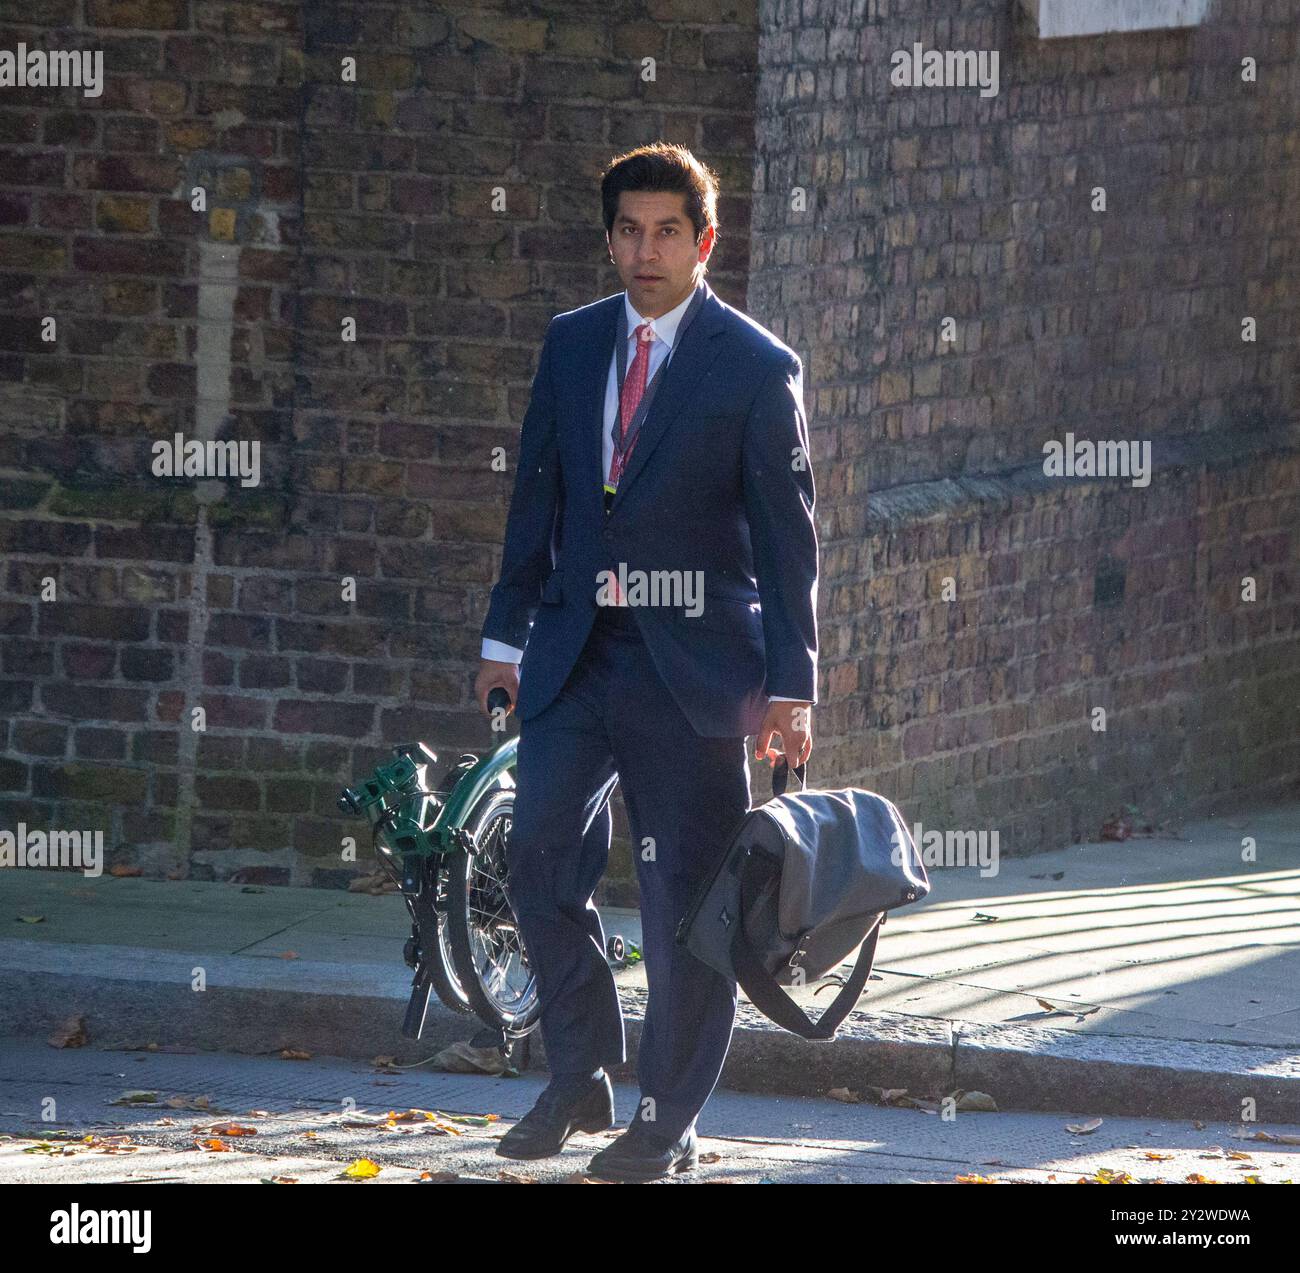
[474,142,818,1181]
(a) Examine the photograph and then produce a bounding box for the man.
[474,142,818,1181]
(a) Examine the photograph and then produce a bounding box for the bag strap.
[730,849,883,1041]
[770,755,807,798]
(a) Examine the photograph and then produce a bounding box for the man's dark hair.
[600,142,720,246]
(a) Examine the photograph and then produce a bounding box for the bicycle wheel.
[424,859,476,1016]
[445,787,541,1035]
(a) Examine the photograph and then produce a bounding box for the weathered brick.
[96,195,154,234]
[42,685,149,722]
[74,727,128,760]
[72,155,182,193]
[206,613,273,649]
[191,694,269,730]
[61,644,118,679]
[0,680,35,713]
[0,151,66,187]
[196,775,262,811]
[0,758,29,792]
[122,647,175,681]
[273,699,374,736]
[296,658,348,692]
[73,237,187,276]
[14,721,68,756]
[87,0,189,27]
[39,605,149,641]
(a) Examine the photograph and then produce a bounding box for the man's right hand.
[475,659,521,720]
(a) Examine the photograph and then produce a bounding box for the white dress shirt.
[481,288,804,704]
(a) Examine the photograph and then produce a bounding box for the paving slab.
[1,800,1297,1120]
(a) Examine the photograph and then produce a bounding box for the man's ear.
[697,224,716,263]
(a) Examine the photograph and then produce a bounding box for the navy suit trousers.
[506,604,753,1141]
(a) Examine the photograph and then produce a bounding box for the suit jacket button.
[602,529,613,542]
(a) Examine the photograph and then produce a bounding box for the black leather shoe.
[585,1122,699,1182]
[495,1074,615,1160]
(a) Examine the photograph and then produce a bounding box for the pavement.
[1,800,1298,1123]
[3,1039,1297,1185]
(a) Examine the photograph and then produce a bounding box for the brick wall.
[0,0,1297,896]
[0,1,759,897]
[749,0,1299,850]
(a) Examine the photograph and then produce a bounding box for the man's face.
[607,190,715,319]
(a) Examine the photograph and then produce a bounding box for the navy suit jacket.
[481,278,818,738]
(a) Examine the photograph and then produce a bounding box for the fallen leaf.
[279,1049,311,1061]
[437,1111,498,1126]
[197,1138,229,1152]
[109,1091,160,1105]
[955,1090,998,1113]
[1066,1119,1103,1134]
[48,1016,88,1049]
[1099,816,1132,842]
[16,915,45,924]
[497,1169,538,1184]
[827,1086,863,1103]
[1143,1151,1173,1161]
[264,1176,299,1184]
[955,1173,998,1183]
[433,1039,512,1075]
[971,912,999,923]
[342,1158,381,1179]
[699,1151,722,1163]
[207,1124,257,1137]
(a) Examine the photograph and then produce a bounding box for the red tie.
[607,321,653,606]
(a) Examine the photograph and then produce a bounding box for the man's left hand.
[755,700,813,771]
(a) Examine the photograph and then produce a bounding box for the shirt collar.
[623,282,699,349]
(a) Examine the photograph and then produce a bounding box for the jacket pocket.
[680,592,763,638]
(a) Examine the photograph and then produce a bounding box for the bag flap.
[757,788,928,940]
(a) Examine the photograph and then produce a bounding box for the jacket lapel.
[610,279,727,512]
[571,294,622,521]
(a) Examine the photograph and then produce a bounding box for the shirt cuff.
[482,637,524,663]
